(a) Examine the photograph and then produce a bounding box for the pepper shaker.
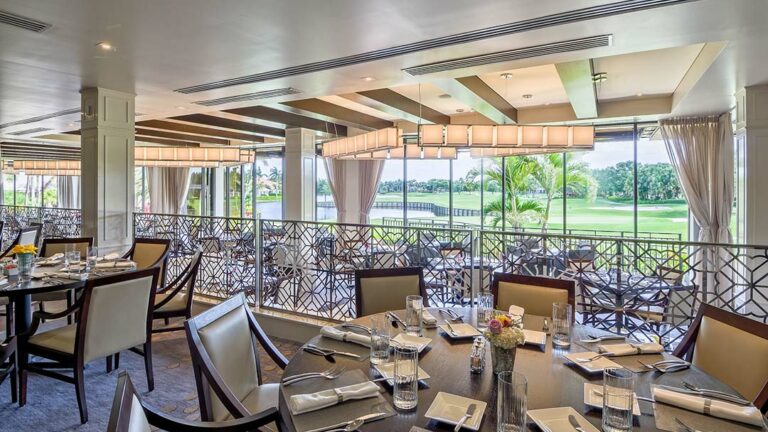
[470,336,486,374]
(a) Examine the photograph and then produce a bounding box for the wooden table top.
[278,307,758,432]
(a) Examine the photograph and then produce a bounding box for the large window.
[227,166,242,217]
[42,176,58,207]
[186,168,203,215]
[255,154,283,219]
[452,152,482,228]
[637,137,688,240]
[316,156,335,222]
[135,167,149,212]
[406,158,450,227]
[373,159,404,225]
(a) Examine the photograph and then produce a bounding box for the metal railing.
[0,205,81,246]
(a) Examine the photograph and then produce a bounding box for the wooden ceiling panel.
[356,89,450,124]
[224,106,347,135]
[134,127,229,145]
[136,120,265,143]
[170,114,285,138]
[281,98,393,130]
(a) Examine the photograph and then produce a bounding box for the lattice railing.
[0,205,81,246]
[479,230,768,349]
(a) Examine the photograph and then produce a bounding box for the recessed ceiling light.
[175,106,187,110]
[636,92,643,97]
[522,94,533,99]
[500,73,514,80]
[361,76,375,81]
[592,72,608,83]
[455,108,465,113]
[438,94,452,99]
[68,123,75,127]
[95,41,115,51]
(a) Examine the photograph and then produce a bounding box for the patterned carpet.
[0,312,301,431]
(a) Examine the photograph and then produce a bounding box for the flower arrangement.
[484,314,524,350]
[10,244,37,255]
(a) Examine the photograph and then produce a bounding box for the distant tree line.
[592,162,683,201]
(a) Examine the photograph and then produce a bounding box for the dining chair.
[153,251,203,333]
[185,293,287,424]
[673,304,768,412]
[354,267,428,317]
[491,273,575,317]
[108,371,280,432]
[123,238,171,288]
[625,265,684,331]
[0,225,42,258]
[33,237,94,324]
[0,337,17,404]
[19,267,161,424]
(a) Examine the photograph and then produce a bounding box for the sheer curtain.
[324,158,384,224]
[356,160,384,224]
[148,167,191,214]
[324,158,347,222]
[58,176,80,208]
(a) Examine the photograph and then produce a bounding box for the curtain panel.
[58,175,80,209]
[324,158,385,224]
[148,167,191,214]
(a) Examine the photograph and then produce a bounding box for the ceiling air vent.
[404,35,612,76]
[8,127,52,136]
[0,108,80,129]
[0,10,51,33]
[174,0,698,93]
[193,87,302,106]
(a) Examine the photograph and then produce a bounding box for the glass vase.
[17,253,33,281]
[491,344,517,374]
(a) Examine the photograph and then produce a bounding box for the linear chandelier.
[322,125,595,160]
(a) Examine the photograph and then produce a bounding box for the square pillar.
[284,128,316,221]
[735,85,768,244]
[80,87,135,252]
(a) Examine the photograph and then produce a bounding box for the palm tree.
[481,157,544,229]
[529,154,595,230]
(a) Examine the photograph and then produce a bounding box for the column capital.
[735,85,768,132]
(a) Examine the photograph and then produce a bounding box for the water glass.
[551,302,572,348]
[497,371,527,432]
[477,292,495,329]
[86,246,99,273]
[602,368,635,432]
[393,345,419,410]
[405,295,423,335]
[369,315,390,365]
[65,245,81,272]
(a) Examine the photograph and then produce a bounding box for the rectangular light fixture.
[322,127,402,157]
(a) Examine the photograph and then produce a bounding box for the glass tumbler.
[477,292,495,329]
[497,371,527,432]
[393,345,419,410]
[86,246,99,273]
[602,368,635,432]
[369,315,390,365]
[551,302,572,348]
[405,295,423,335]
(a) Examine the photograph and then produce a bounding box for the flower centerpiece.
[484,314,525,374]
[11,244,37,281]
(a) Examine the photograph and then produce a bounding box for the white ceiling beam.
[432,77,517,124]
[555,59,598,119]
[671,41,728,111]
[518,95,672,124]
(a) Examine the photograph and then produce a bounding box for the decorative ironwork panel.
[0,205,81,247]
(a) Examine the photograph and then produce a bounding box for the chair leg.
[10,355,17,404]
[4,304,12,340]
[74,366,88,424]
[114,352,120,369]
[66,291,74,325]
[143,342,154,391]
[19,362,26,407]
[106,355,113,373]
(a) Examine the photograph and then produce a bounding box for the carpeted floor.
[0,307,301,431]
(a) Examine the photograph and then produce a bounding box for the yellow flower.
[496,315,512,328]
[11,244,37,255]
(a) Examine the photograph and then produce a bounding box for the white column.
[735,85,768,244]
[80,87,135,253]
[212,168,226,217]
[284,128,316,221]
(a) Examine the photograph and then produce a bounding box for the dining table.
[278,307,767,432]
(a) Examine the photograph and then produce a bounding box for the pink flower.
[488,319,502,335]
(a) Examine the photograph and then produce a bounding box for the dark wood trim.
[0,337,17,404]
[354,267,428,317]
[455,76,518,122]
[136,135,200,147]
[171,114,285,138]
[40,237,93,257]
[357,89,451,124]
[135,127,230,146]
[224,106,347,135]
[136,120,265,143]
[490,273,576,315]
[123,238,172,289]
[1,226,42,258]
[672,304,768,412]
[152,251,203,333]
[281,99,393,130]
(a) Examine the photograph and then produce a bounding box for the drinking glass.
[405,295,423,335]
[477,292,495,329]
[369,315,390,365]
[602,368,635,432]
[86,246,99,273]
[497,371,527,432]
[551,302,572,348]
[393,345,419,410]
[65,244,81,272]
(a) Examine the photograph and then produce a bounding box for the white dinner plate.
[564,352,622,374]
[373,362,430,381]
[583,383,641,416]
[424,392,487,431]
[527,407,599,432]
[391,333,431,352]
[522,329,547,346]
[439,323,482,339]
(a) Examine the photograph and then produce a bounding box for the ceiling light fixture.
[456,109,465,113]
[522,94,533,99]
[592,72,608,83]
[500,73,514,80]
[361,76,375,81]
[95,41,115,51]
[636,93,643,97]
[438,94,452,99]
[175,106,187,110]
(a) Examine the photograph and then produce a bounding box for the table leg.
[13,294,32,336]
[615,293,624,333]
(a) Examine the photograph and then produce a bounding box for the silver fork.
[575,353,610,363]
[282,366,345,386]
[281,365,340,383]
[674,417,695,432]
[439,309,463,322]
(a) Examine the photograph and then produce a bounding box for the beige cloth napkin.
[422,310,437,326]
[652,386,765,427]
[508,305,525,317]
[51,272,88,281]
[320,326,370,347]
[288,381,380,415]
[599,342,663,356]
[95,260,134,269]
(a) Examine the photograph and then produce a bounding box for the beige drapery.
[58,176,80,209]
[324,158,385,224]
[324,158,347,222]
[148,167,191,214]
[357,160,384,224]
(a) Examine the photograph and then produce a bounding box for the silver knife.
[656,385,751,405]
[453,403,477,431]
[445,322,459,337]
[305,412,387,432]
[568,414,587,432]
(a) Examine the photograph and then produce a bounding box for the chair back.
[491,273,575,317]
[18,226,41,248]
[77,268,159,364]
[185,294,263,421]
[673,304,768,411]
[127,239,171,286]
[354,267,427,317]
[41,237,93,258]
[108,371,151,432]
[656,265,684,285]
[166,251,203,311]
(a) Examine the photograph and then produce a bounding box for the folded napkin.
[50,272,88,281]
[598,342,663,356]
[508,305,525,318]
[321,326,370,347]
[652,386,764,427]
[289,381,380,415]
[422,310,437,327]
[100,253,121,261]
[95,260,135,269]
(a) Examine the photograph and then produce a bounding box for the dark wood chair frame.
[354,267,429,317]
[672,303,768,412]
[0,337,17,404]
[0,225,42,259]
[36,237,95,324]
[109,370,279,432]
[491,273,576,320]
[19,267,161,424]
[152,251,203,333]
[122,238,172,289]
[185,293,287,423]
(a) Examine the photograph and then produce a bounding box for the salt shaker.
[470,336,486,374]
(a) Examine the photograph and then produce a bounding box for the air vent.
[193,87,302,106]
[0,108,80,129]
[174,0,697,93]
[8,127,52,136]
[0,10,51,33]
[404,35,612,76]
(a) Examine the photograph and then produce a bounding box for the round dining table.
[278,307,761,432]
